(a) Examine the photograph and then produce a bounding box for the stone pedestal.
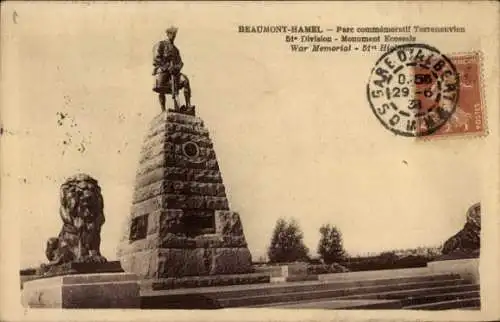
[270,262,315,283]
[21,273,140,308]
[427,258,480,283]
[117,111,253,279]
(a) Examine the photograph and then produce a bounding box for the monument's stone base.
[21,273,140,308]
[427,258,479,283]
[120,247,252,278]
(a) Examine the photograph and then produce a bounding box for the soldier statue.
[152,26,193,112]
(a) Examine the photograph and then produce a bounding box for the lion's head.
[60,173,105,228]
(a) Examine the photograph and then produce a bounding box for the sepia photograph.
[1,2,499,322]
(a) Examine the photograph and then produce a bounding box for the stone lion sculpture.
[44,173,107,267]
[442,202,481,255]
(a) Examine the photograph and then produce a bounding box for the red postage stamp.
[415,52,487,139]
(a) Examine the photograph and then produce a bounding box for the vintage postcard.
[1,1,499,322]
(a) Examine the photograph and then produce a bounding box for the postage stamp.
[415,52,487,139]
[367,43,460,137]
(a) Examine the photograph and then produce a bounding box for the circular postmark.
[367,44,460,137]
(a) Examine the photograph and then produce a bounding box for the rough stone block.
[136,181,225,198]
[173,158,206,169]
[151,122,209,137]
[206,159,220,170]
[134,168,224,190]
[157,248,210,277]
[118,234,160,255]
[139,142,174,163]
[210,196,230,209]
[205,196,229,210]
[139,135,171,159]
[164,167,189,182]
[134,167,166,188]
[221,235,247,248]
[137,153,176,176]
[180,181,226,197]
[183,209,216,217]
[215,211,244,236]
[165,194,202,208]
[210,248,252,275]
[164,167,188,181]
[120,250,160,279]
[21,273,140,308]
[145,121,167,139]
[190,169,223,182]
[144,132,213,155]
[147,210,162,235]
[193,235,224,248]
[131,195,166,217]
[133,181,165,203]
[165,112,204,127]
[149,112,168,128]
[159,210,185,235]
[168,132,212,147]
[159,194,228,210]
[160,233,196,248]
[168,181,188,195]
[147,121,210,140]
[145,168,222,183]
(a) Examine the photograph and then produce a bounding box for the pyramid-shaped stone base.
[117,111,253,279]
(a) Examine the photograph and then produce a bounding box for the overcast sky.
[1,3,495,268]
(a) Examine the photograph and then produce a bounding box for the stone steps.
[405,297,480,310]
[140,271,480,310]
[141,273,470,309]
[339,284,479,301]
[220,278,466,308]
[401,290,479,307]
[253,283,478,308]
[142,272,459,297]
[318,267,435,281]
[459,306,482,310]
[267,299,403,310]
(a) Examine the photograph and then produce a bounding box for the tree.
[317,224,346,264]
[268,218,309,263]
[268,218,287,262]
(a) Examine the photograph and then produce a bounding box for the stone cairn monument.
[117,27,256,288]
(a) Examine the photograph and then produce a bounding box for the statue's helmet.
[165,26,178,36]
